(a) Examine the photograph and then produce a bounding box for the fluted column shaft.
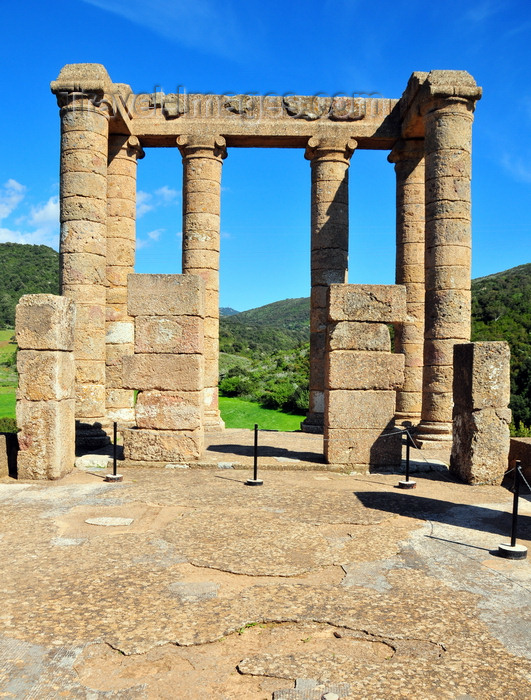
[177,135,226,432]
[417,96,476,444]
[106,134,144,425]
[302,137,356,433]
[58,92,109,446]
[388,139,425,424]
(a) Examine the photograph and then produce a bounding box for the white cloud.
[147,228,164,241]
[136,190,153,217]
[29,196,59,231]
[0,179,26,221]
[81,0,243,59]
[0,185,60,249]
[155,185,179,202]
[137,186,180,217]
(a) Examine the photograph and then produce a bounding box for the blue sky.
[1,0,530,311]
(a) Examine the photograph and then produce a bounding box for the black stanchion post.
[104,421,123,483]
[246,423,263,486]
[498,461,527,559]
[398,430,416,489]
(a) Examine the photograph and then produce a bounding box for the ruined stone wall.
[15,295,76,479]
[122,274,205,462]
[450,342,511,484]
[324,284,406,471]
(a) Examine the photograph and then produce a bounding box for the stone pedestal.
[302,137,356,433]
[122,274,205,463]
[450,342,511,484]
[416,73,482,447]
[106,134,144,426]
[388,139,425,425]
[52,65,112,449]
[324,284,406,471]
[15,295,76,479]
[177,135,226,432]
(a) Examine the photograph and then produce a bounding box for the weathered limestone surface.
[106,134,144,425]
[17,350,75,402]
[15,295,76,479]
[16,294,75,351]
[324,284,405,470]
[328,284,407,323]
[450,342,511,484]
[52,66,111,447]
[128,274,206,318]
[178,135,226,432]
[135,391,202,430]
[414,72,482,447]
[327,352,405,390]
[123,274,205,462]
[123,428,203,461]
[302,138,355,434]
[122,354,203,392]
[327,321,391,352]
[388,139,425,424]
[135,316,204,355]
[0,435,8,478]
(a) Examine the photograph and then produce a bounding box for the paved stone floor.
[0,437,530,698]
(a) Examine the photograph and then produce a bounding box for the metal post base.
[497,543,527,560]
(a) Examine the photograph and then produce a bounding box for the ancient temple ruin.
[15,64,513,480]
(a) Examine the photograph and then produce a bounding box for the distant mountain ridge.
[0,243,528,427]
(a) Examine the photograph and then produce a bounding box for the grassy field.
[219,396,305,431]
[0,329,17,420]
[0,330,306,431]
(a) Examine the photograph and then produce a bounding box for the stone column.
[55,88,110,449]
[416,76,481,447]
[388,139,425,425]
[106,134,144,425]
[302,136,356,433]
[177,134,226,432]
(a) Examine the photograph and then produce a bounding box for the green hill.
[0,241,528,428]
[219,297,310,357]
[0,243,59,328]
[471,263,531,429]
[221,265,531,428]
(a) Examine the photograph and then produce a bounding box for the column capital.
[305,136,357,164]
[419,70,482,117]
[177,134,227,160]
[125,135,145,160]
[387,138,424,165]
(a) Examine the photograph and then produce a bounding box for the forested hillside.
[0,243,528,429]
[0,243,59,327]
[471,263,531,429]
[221,265,531,428]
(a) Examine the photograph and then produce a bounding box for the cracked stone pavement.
[0,461,530,699]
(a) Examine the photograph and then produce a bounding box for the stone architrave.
[106,133,144,425]
[302,136,357,434]
[324,284,406,471]
[15,295,76,479]
[450,342,511,484]
[177,135,226,433]
[388,139,425,425]
[415,72,482,447]
[51,64,112,449]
